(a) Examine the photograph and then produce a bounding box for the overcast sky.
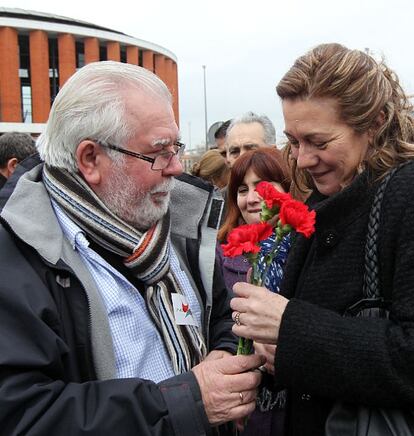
[8,0,414,150]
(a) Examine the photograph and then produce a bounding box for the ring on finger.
[234,311,241,326]
[239,392,244,404]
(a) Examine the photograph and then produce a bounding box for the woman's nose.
[295,144,318,170]
[246,189,260,204]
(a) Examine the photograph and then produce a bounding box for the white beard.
[100,161,175,231]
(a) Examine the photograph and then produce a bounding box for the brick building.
[0,8,179,135]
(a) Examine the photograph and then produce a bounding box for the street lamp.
[188,121,192,149]
[202,65,208,151]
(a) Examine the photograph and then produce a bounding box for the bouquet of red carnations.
[221,181,316,355]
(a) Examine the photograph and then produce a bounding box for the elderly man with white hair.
[225,112,277,168]
[0,61,263,435]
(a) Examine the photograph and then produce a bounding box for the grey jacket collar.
[1,164,64,264]
[1,163,117,381]
[171,175,224,306]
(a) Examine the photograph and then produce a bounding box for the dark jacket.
[0,173,6,189]
[275,163,414,436]
[215,242,250,291]
[0,157,236,436]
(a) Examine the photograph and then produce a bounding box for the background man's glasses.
[98,141,186,171]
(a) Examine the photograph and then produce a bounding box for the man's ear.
[76,140,106,186]
[5,157,19,177]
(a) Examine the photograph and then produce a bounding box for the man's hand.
[192,354,265,425]
[203,350,233,362]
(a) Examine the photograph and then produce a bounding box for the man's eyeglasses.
[98,141,186,171]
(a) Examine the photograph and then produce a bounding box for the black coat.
[275,163,414,435]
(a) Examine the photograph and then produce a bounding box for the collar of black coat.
[306,169,378,233]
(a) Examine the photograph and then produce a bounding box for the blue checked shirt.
[52,202,203,383]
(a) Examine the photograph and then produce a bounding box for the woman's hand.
[254,342,276,375]
[230,282,289,344]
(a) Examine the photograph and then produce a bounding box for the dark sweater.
[275,163,414,436]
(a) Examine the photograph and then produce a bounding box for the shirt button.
[301,393,312,401]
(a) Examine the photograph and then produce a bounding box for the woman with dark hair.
[230,43,414,435]
[216,147,292,435]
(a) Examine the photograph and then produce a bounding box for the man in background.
[0,131,36,189]
[225,112,276,167]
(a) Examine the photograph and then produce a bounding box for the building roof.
[0,7,177,61]
[0,7,123,34]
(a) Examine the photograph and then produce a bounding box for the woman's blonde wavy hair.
[276,43,414,191]
[191,149,230,189]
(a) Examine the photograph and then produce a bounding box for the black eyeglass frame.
[97,141,185,171]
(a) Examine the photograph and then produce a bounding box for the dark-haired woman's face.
[283,97,370,196]
[237,168,285,224]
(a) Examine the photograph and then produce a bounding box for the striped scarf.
[43,165,207,375]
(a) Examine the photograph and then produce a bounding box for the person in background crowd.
[217,148,292,435]
[0,131,36,189]
[225,112,276,168]
[191,149,230,189]
[214,119,232,160]
[230,43,414,435]
[0,61,264,436]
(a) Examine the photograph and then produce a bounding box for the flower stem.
[237,336,253,355]
[236,262,261,356]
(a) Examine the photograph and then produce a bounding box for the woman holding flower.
[231,43,414,435]
[216,148,293,435]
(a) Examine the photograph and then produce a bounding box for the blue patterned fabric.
[217,232,291,293]
[257,233,291,293]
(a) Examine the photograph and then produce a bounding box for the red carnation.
[256,181,292,209]
[221,222,273,257]
[279,199,316,238]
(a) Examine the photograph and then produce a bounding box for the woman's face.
[237,168,285,224]
[283,97,371,196]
